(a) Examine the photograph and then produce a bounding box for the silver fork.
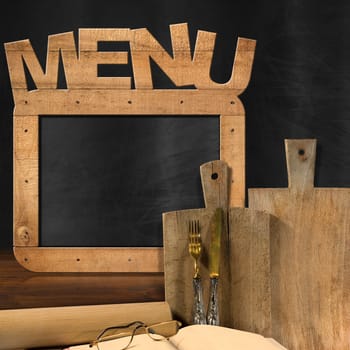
[188,220,206,325]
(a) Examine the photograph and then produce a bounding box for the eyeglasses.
[89,320,182,350]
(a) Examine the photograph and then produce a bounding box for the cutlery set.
[163,159,273,331]
[165,141,350,349]
[188,208,223,325]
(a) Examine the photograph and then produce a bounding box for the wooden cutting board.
[249,139,350,350]
[163,160,274,335]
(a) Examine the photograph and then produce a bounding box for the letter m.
[5,32,77,90]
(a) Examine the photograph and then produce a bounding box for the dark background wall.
[0,0,349,248]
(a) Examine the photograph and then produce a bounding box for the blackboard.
[40,115,219,247]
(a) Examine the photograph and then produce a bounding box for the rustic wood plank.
[193,36,256,91]
[228,208,273,336]
[200,160,229,210]
[229,37,257,94]
[13,116,38,247]
[12,89,243,115]
[5,25,256,91]
[163,160,228,325]
[5,29,132,90]
[7,45,254,89]
[12,104,245,272]
[0,301,171,349]
[163,160,272,332]
[131,24,192,89]
[8,26,256,273]
[248,139,350,350]
[0,250,164,310]
[5,46,254,90]
[5,45,59,89]
[79,28,131,50]
[77,51,131,89]
[162,207,273,333]
[130,23,191,52]
[14,247,164,272]
[14,116,38,159]
[163,207,215,325]
[221,114,245,207]
[131,50,193,89]
[285,138,316,191]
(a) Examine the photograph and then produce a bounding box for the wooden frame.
[6,25,256,272]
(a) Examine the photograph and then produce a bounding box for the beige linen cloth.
[170,325,287,350]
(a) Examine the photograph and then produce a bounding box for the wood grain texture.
[0,300,171,349]
[0,250,164,310]
[221,114,245,207]
[14,247,164,272]
[5,43,59,89]
[13,117,164,272]
[249,139,350,350]
[12,96,246,272]
[163,160,229,324]
[228,208,274,336]
[131,24,192,89]
[163,207,215,325]
[5,24,255,91]
[192,35,255,91]
[200,160,229,210]
[79,28,131,50]
[163,160,273,333]
[0,249,165,348]
[12,89,244,116]
[13,116,38,247]
[8,25,256,272]
[163,207,273,334]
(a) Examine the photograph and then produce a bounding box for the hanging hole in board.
[211,173,218,180]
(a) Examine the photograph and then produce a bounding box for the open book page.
[169,325,287,350]
[66,325,287,350]
[65,334,177,350]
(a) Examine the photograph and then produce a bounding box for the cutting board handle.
[200,160,229,209]
[285,139,317,192]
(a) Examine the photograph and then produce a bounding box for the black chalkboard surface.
[39,115,219,247]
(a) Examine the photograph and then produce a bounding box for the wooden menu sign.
[5,23,256,272]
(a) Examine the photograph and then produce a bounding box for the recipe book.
[66,324,288,350]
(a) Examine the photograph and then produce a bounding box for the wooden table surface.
[0,250,164,310]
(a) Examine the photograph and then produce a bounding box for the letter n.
[130,23,193,89]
